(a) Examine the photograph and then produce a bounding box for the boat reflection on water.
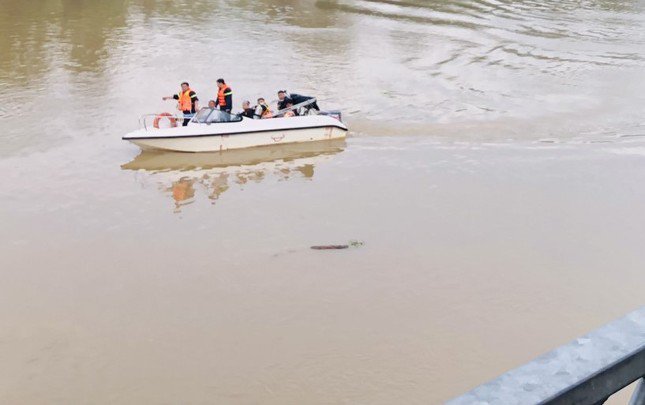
[121,139,347,212]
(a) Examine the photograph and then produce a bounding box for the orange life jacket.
[177,88,194,111]
[259,103,272,118]
[217,85,232,107]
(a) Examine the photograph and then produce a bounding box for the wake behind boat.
[122,98,348,153]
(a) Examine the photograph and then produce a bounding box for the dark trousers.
[182,110,192,126]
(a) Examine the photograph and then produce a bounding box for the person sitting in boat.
[276,90,291,110]
[241,101,255,119]
[277,90,320,112]
[283,101,299,117]
[254,98,273,119]
[208,100,216,109]
[214,78,233,113]
[162,82,199,126]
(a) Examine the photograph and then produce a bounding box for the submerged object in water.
[311,245,350,250]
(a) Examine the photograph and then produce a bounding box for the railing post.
[448,307,645,405]
[629,378,645,405]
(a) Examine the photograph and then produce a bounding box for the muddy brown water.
[1,0,644,403]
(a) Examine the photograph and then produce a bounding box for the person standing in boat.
[162,82,199,126]
[214,78,233,113]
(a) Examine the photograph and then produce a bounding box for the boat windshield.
[192,108,242,124]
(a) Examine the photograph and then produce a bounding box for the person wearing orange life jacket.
[162,82,199,126]
[214,78,233,113]
[253,98,273,119]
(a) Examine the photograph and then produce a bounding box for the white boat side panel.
[129,126,346,153]
[124,115,347,140]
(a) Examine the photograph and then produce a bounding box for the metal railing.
[138,113,187,131]
[448,307,645,405]
[136,98,319,131]
[271,98,318,118]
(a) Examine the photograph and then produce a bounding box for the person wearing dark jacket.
[284,101,299,117]
[214,78,233,113]
[277,90,320,111]
[240,101,255,119]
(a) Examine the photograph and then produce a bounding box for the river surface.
[1,0,645,403]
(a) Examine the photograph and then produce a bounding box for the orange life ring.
[153,112,177,129]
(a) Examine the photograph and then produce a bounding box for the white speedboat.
[122,101,347,153]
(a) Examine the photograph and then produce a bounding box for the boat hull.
[123,116,348,153]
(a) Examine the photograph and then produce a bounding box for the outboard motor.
[321,110,342,122]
